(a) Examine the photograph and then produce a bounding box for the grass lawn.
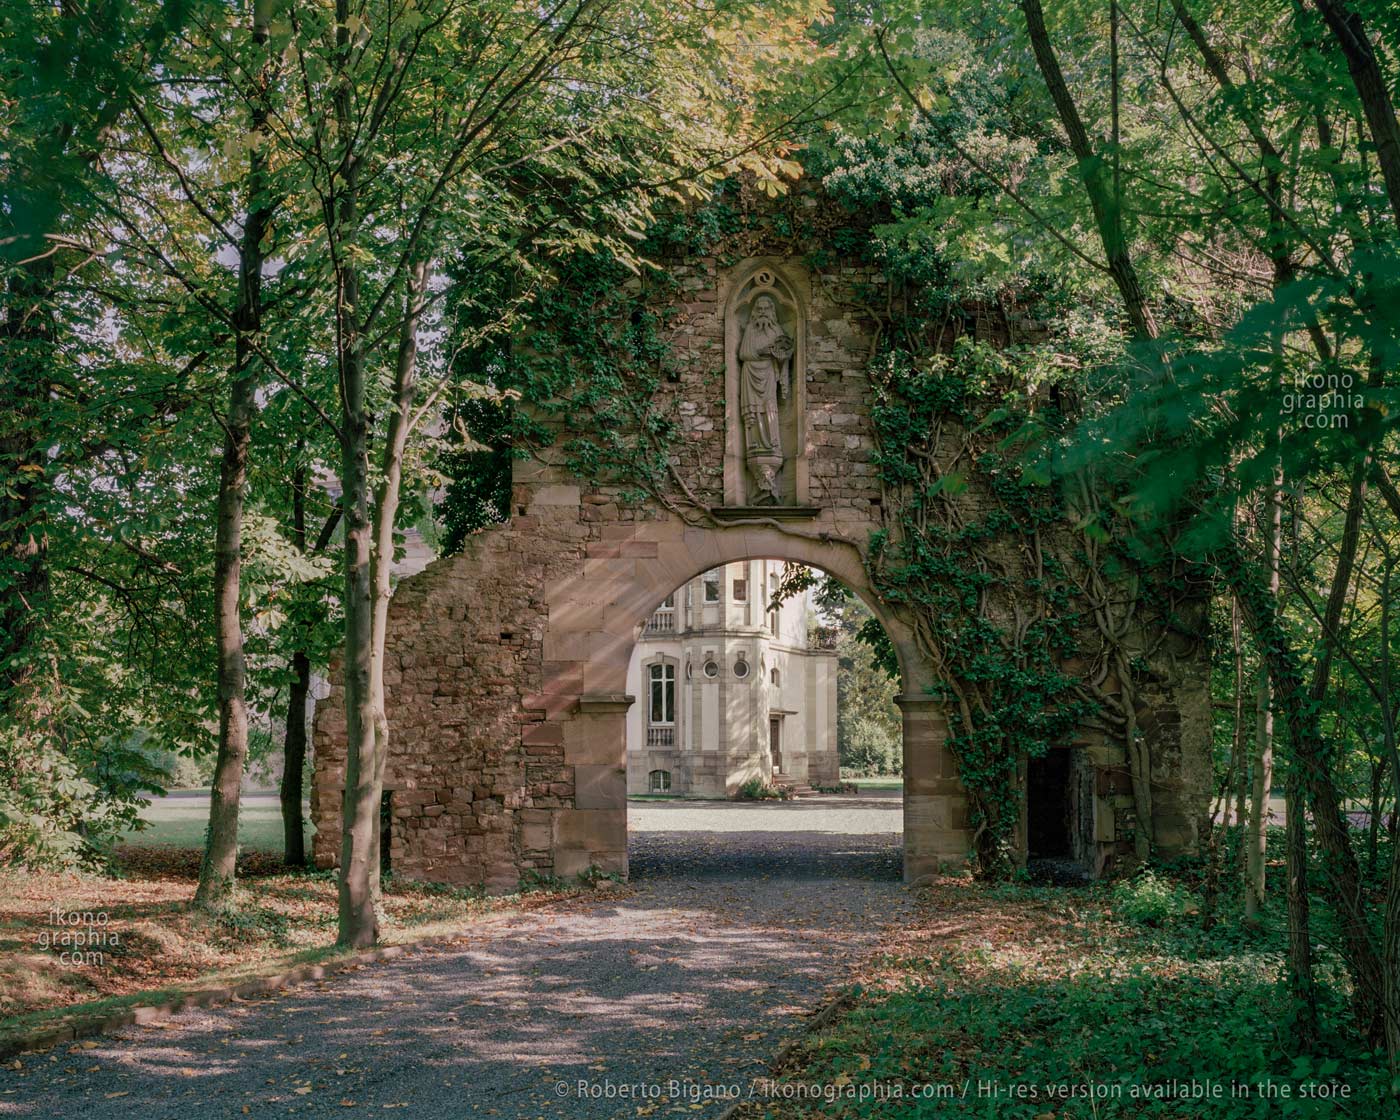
[123,791,307,853]
[848,776,903,791]
[0,845,594,1040]
[739,875,1389,1117]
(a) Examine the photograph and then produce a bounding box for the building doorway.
[769,715,783,774]
[1026,749,1072,859]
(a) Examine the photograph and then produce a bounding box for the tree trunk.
[1220,538,1384,1042]
[1312,0,1400,228]
[281,650,310,868]
[1246,465,1280,923]
[1285,769,1320,1048]
[195,365,256,909]
[1369,757,1386,879]
[1386,843,1400,1081]
[194,0,275,910]
[332,0,379,949]
[1245,665,1273,919]
[0,262,56,722]
[1229,595,1248,831]
[366,259,430,908]
[1020,0,1157,341]
[279,461,311,868]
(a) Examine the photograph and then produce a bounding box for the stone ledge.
[708,505,822,522]
[577,692,635,713]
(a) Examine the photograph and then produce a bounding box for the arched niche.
[723,259,809,507]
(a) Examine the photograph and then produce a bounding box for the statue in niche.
[737,294,794,504]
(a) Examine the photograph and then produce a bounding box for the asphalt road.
[0,795,907,1120]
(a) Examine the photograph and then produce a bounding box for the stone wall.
[311,196,1212,889]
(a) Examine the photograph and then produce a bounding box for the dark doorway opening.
[1026,749,1072,859]
[380,790,394,876]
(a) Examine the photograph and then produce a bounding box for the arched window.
[770,667,781,686]
[649,769,671,794]
[647,661,675,746]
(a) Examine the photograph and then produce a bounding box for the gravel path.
[0,796,906,1120]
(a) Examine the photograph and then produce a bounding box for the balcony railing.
[647,726,675,747]
[644,612,675,635]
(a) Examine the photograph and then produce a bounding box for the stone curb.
[714,988,856,1120]
[0,935,460,1063]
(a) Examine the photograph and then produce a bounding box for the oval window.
[733,659,750,679]
[703,660,719,679]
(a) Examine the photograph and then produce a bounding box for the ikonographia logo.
[39,907,120,967]
[1282,370,1365,429]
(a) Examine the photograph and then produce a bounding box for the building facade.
[625,560,838,797]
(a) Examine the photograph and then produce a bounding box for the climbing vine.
[436,175,1203,877]
[862,338,1089,873]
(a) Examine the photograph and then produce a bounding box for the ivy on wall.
[436,175,1194,876]
[864,339,1095,873]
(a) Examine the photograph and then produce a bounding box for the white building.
[625,561,838,797]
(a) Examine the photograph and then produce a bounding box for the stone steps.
[772,772,816,797]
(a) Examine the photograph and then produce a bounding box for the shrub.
[735,778,790,801]
[1111,869,1198,926]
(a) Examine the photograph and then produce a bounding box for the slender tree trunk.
[1312,0,1400,228]
[1369,757,1386,879]
[365,259,430,908]
[332,0,379,949]
[1377,552,1400,1075]
[1246,457,1281,922]
[1203,597,1250,930]
[194,0,275,910]
[1020,0,1158,341]
[279,463,311,867]
[0,262,56,722]
[281,649,310,868]
[1285,769,1320,1048]
[1230,595,1248,831]
[1386,846,1400,1079]
[1245,664,1273,919]
[1220,538,1384,1041]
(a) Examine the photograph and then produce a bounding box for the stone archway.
[528,523,961,886]
[311,504,965,892]
[311,241,1210,893]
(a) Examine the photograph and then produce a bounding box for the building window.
[768,573,779,635]
[703,571,721,603]
[648,662,675,725]
[649,769,671,793]
[770,667,781,686]
[702,659,719,679]
[733,658,750,679]
[733,578,747,602]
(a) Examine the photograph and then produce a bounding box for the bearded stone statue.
[737,295,794,504]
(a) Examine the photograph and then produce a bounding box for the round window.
[702,660,719,679]
[733,659,750,679]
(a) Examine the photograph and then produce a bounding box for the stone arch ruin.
[312,232,1211,892]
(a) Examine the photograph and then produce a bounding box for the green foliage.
[864,340,1094,874]
[1111,870,1199,928]
[736,778,792,801]
[768,878,1388,1118]
[844,717,901,778]
[214,906,294,949]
